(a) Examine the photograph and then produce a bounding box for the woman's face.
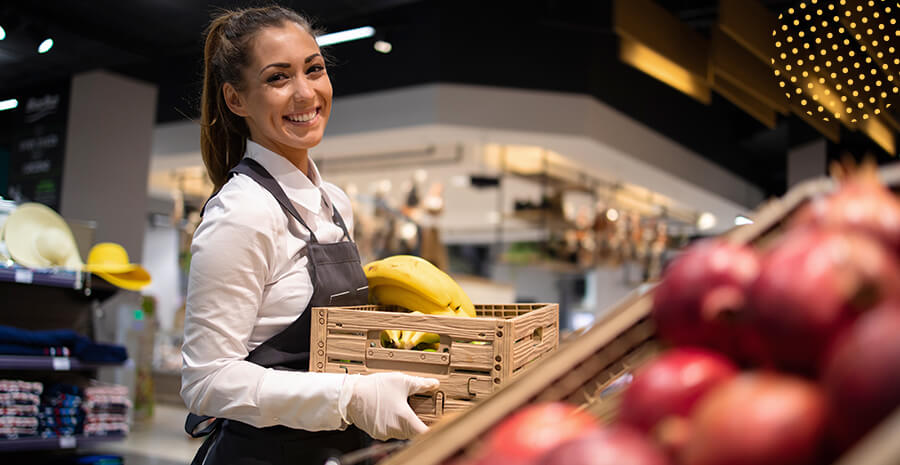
[225,22,332,160]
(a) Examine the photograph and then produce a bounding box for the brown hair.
[200,6,323,192]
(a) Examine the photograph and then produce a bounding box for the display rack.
[0,433,126,452]
[0,355,127,372]
[1,263,128,454]
[0,264,82,290]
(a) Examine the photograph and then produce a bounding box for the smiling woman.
[181,6,439,465]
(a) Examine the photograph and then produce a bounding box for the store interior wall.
[61,70,157,263]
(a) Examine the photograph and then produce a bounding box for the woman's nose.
[293,79,316,101]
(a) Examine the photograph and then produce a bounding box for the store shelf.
[0,433,126,452]
[0,355,128,371]
[0,265,82,290]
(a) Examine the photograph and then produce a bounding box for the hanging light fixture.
[771,0,899,127]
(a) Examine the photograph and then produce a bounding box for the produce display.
[363,255,476,350]
[446,165,900,465]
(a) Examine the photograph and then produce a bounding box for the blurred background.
[0,0,897,463]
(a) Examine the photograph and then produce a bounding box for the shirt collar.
[244,140,324,214]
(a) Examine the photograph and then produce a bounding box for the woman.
[180,6,438,464]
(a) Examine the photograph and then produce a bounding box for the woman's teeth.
[285,110,317,122]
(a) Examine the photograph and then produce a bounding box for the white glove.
[339,372,439,441]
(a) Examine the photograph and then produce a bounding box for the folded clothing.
[0,379,43,395]
[0,405,38,416]
[0,416,39,428]
[1,425,39,438]
[84,413,127,424]
[0,326,127,363]
[84,385,128,397]
[82,422,128,436]
[0,392,40,406]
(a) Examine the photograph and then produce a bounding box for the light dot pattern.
[773,0,899,126]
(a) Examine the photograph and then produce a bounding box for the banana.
[364,256,456,313]
[365,255,478,350]
[373,285,459,316]
[398,312,441,350]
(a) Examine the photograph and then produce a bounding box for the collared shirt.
[181,140,354,431]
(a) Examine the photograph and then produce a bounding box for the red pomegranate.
[619,348,738,435]
[822,301,900,449]
[480,402,600,465]
[652,240,762,361]
[681,373,828,465]
[749,228,900,373]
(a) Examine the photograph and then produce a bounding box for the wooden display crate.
[309,303,559,424]
[381,164,900,465]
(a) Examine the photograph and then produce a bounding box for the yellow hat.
[3,203,84,269]
[84,242,151,291]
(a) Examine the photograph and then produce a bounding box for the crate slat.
[310,303,559,424]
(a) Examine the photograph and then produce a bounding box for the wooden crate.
[381,163,900,465]
[309,303,559,424]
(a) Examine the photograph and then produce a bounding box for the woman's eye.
[307,65,325,74]
[266,73,288,83]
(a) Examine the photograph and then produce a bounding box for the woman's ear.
[223,83,249,117]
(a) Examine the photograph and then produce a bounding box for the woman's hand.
[340,372,439,440]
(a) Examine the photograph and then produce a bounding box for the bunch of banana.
[364,255,476,349]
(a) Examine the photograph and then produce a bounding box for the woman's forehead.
[249,22,319,64]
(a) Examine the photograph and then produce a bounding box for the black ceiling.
[0,0,895,199]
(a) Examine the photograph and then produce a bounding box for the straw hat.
[3,203,84,269]
[85,242,151,291]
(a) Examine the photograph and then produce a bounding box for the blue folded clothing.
[0,326,127,363]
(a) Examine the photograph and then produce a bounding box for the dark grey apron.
[185,158,370,465]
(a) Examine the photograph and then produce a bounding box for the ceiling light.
[374,39,392,54]
[697,212,717,231]
[316,26,375,47]
[734,215,754,226]
[0,99,18,111]
[0,25,5,41]
[37,37,52,54]
[606,208,620,222]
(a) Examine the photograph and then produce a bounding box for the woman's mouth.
[283,108,319,125]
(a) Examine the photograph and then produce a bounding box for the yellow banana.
[373,285,459,316]
[365,255,478,350]
[364,256,456,313]
[398,312,441,350]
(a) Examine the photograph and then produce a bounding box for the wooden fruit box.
[308,303,559,424]
[381,163,900,465]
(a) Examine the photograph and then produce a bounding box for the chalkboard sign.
[7,82,70,212]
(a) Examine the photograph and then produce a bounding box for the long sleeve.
[180,179,349,431]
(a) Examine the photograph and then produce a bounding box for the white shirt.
[181,140,354,431]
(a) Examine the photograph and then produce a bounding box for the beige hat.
[3,203,84,269]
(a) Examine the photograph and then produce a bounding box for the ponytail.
[199,6,322,192]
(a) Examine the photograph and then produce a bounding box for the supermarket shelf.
[0,355,128,371]
[0,433,126,452]
[0,265,82,290]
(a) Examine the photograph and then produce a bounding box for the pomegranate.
[823,301,900,449]
[651,240,762,360]
[480,402,601,465]
[792,166,900,252]
[537,426,671,465]
[619,348,738,434]
[749,228,900,374]
[681,373,828,465]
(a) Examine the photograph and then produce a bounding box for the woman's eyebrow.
[259,62,290,76]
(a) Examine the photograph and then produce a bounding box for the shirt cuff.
[256,370,348,431]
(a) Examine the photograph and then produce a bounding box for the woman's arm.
[180,179,349,431]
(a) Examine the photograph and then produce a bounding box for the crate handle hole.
[532,327,543,345]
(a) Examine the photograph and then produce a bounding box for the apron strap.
[229,158,320,244]
[185,412,221,438]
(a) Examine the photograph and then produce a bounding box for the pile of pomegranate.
[448,166,900,465]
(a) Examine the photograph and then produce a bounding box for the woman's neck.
[249,137,309,177]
